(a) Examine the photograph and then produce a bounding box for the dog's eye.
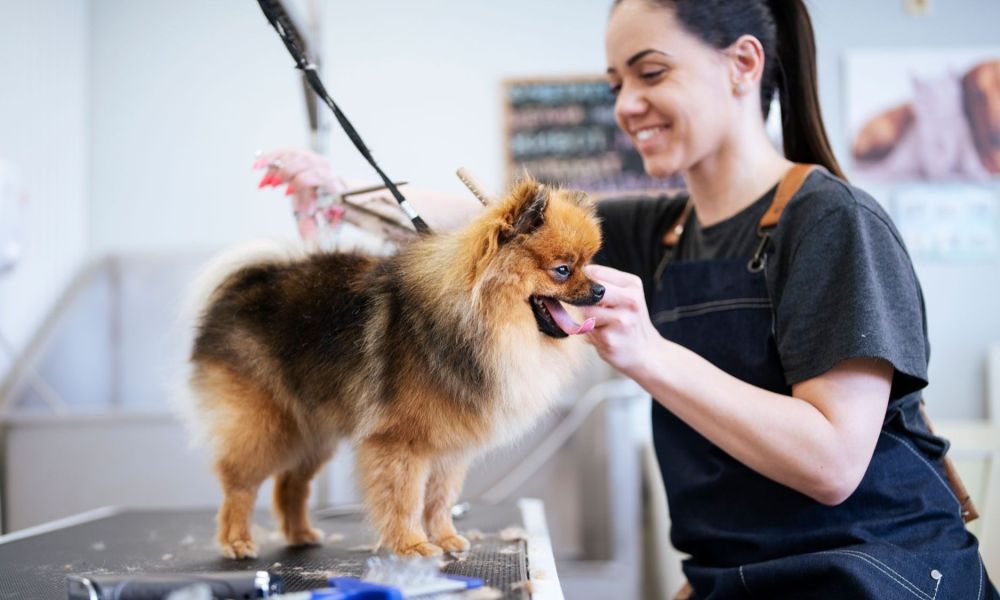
[553,265,571,281]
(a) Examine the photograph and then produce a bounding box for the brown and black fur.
[189,179,603,558]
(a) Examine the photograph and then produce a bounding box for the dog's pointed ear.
[500,180,548,243]
[513,186,548,233]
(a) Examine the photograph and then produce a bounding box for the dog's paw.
[285,527,324,547]
[398,541,444,558]
[436,534,470,553]
[220,538,258,559]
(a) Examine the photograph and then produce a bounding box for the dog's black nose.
[591,283,605,300]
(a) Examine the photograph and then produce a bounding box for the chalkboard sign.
[503,76,684,196]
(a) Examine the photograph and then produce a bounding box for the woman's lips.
[633,125,669,150]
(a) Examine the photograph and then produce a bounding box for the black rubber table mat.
[0,503,531,599]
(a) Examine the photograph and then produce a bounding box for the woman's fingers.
[583,265,642,287]
[585,278,640,311]
[581,265,645,310]
[584,264,642,288]
[594,283,637,310]
[578,304,619,328]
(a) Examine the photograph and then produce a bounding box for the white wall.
[88,0,309,254]
[319,0,612,201]
[0,0,89,377]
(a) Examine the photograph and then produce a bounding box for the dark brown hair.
[613,0,846,179]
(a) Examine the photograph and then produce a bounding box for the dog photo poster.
[844,48,1000,183]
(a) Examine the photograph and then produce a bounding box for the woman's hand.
[253,148,347,240]
[579,264,664,378]
[251,148,482,236]
[253,148,346,196]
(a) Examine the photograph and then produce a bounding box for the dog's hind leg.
[356,437,440,557]
[273,442,335,546]
[215,468,266,560]
[195,363,296,559]
[423,453,471,552]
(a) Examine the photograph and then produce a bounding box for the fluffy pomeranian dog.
[188,178,603,559]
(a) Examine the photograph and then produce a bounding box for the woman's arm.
[646,339,890,506]
[581,264,890,506]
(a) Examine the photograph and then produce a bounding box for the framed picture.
[844,48,1000,182]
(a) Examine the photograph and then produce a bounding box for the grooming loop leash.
[255,0,431,235]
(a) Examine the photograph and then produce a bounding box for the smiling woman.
[594,1,998,599]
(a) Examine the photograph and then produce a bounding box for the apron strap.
[748,163,819,272]
[661,201,694,248]
[759,163,818,229]
[661,163,819,251]
[655,202,693,289]
[918,403,981,523]
[657,163,819,283]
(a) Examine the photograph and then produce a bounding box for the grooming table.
[0,498,562,599]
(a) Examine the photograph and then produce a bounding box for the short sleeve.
[768,193,929,400]
[594,195,685,279]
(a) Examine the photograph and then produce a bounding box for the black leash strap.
[256,0,431,235]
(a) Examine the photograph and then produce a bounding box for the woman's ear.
[726,34,765,96]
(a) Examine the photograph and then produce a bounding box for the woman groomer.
[258,1,999,597]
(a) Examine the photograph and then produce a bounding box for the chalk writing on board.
[504,77,684,195]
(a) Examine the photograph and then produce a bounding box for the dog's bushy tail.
[170,239,300,447]
[182,239,299,326]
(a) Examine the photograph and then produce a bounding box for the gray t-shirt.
[594,169,930,401]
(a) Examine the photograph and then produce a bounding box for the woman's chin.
[640,155,682,180]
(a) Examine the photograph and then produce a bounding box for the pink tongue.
[542,298,596,335]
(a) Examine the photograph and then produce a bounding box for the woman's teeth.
[636,126,666,142]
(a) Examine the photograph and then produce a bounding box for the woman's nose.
[615,84,647,118]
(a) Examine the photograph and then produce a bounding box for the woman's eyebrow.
[626,48,671,66]
[607,48,672,74]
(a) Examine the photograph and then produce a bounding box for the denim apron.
[650,169,998,599]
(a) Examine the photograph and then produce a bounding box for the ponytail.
[767,0,845,179]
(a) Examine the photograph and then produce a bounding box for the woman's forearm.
[633,338,885,505]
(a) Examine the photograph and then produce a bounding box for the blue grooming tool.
[273,556,484,599]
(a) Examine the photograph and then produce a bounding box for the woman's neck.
[684,122,793,228]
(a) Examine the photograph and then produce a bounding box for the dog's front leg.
[423,453,471,553]
[357,438,441,557]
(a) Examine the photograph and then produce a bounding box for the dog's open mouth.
[529,296,595,338]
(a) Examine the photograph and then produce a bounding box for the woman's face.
[606,0,735,178]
